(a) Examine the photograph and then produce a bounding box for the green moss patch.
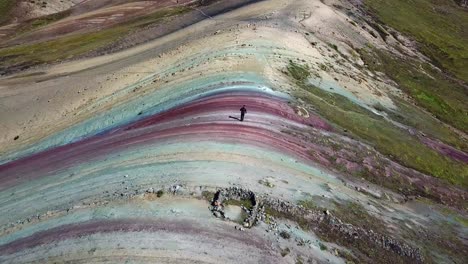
[286,60,310,81]
[0,26,127,66]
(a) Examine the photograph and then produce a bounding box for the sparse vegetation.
[17,10,73,32]
[318,63,329,71]
[333,201,387,233]
[328,43,338,51]
[298,199,387,234]
[258,179,275,188]
[359,48,468,134]
[0,26,127,66]
[0,6,191,72]
[287,61,468,187]
[393,98,467,152]
[223,198,254,209]
[0,0,14,25]
[454,216,468,227]
[287,60,310,81]
[295,256,304,264]
[365,0,468,82]
[156,190,164,197]
[298,199,318,210]
[397,217,467,263]
[264,204,408,263]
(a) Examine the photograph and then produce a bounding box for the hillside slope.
[0,0,466,263]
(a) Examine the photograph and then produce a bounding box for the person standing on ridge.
[240,105,247,121]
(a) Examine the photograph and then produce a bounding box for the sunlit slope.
[0,0,466,263]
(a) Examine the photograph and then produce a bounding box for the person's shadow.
[228,116,241,121]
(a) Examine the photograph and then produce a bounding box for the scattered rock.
[279,230,291,239]
[171,185,181,194]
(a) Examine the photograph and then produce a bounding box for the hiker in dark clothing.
[240,105,247,121]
